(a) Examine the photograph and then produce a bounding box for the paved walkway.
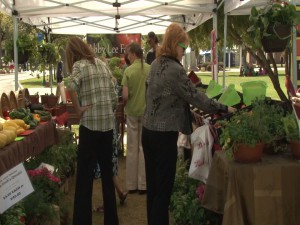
[0,70,59,102]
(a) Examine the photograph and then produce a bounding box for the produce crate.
[1,92,11,115]
[18,89,26,108]
[9,91,18,110]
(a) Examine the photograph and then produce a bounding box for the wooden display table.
[202,151,300,225]
[0,120,58,176]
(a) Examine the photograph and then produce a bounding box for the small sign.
[0,163,34,214]
[37,33,43,44]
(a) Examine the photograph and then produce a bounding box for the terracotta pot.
[290,140,300,159]
[233,143,264,163]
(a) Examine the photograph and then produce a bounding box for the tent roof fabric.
[225,0,300,15]
[0,0,216,35]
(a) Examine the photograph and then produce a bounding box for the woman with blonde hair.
[142,23,236,225]
[65,36,119,225]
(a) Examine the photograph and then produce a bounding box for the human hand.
[228,106,237,113]
[76,104,93,118]
[291,96,300,107]
[191,110,203,127]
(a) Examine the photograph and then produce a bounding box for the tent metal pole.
[222,13,227,88]
[13,14,19,91]
[292,0,297,89]
[213,10,218,83]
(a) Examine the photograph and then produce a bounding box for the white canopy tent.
[0,0,217,90]
[223,0,299,89]
[0,0,217,35]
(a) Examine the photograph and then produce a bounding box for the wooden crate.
[9,91,18,110]
[0,100,2,117]
[23,88,30,101]
[17,89,26,108]
[1,92,11,113]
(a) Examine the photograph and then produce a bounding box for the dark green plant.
[38,42,59,65]
[247,2,300,49]
[24,130,77,178]
[4,34,38,62]
[0,203,25,225]
[170,159,220,225]
[282,112,300,141]
[219,99,286,157]
[23,190,58,225]
[108,57,123,85]
[23,167,62,225]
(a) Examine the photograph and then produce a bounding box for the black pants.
[73,125,119,225]
[142,127,178,225]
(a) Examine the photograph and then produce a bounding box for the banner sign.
[0,163,34,214]
[86,33,141,63]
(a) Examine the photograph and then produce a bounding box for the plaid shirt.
[67,58,117,131]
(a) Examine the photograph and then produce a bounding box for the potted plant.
[282,112,300,159]
[23,167,61,225]
[219,99,285,163]
[0,202,26,225]
[247,1,300,52]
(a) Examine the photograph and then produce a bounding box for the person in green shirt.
[121,42,150,194]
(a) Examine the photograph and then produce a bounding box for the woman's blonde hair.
[157,23,189,59]
[65,37,96,73]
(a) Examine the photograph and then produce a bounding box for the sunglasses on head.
[178,42,187,51]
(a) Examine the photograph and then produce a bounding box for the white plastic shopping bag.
[188,124,214,183]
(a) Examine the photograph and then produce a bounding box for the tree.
[0,12,13,67]
[188,3,291,105]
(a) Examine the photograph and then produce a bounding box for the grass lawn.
[197,71,287,100]
[20,69,287,100]
[20,76,70,88]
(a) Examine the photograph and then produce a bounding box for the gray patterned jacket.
[143,55,228,135]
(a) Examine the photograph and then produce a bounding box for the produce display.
[9,108,40,129]
[0,107,53,149]
[0,119,28,148]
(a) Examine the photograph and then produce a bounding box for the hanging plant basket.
[261,24,291,53]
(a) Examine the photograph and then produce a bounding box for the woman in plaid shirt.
[65,37,119,225]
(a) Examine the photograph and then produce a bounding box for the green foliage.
[170,159,220,225]
[23,190,58,225]
[219,99,286,155]
[24,129,77,178]
[4,33,38,62]
[38,42,59,65]
[108,57,123,85]
[247,2,300,49]
[282,112,300,141]
[0,203,25,225]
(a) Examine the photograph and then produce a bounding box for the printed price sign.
[0,163,34,214]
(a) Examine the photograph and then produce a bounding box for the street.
[0,70,57,97]
[0,71,35,94]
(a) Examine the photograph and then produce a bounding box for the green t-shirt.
[121,59,150,116]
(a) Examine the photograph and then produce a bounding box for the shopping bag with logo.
[188,124,214,183]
